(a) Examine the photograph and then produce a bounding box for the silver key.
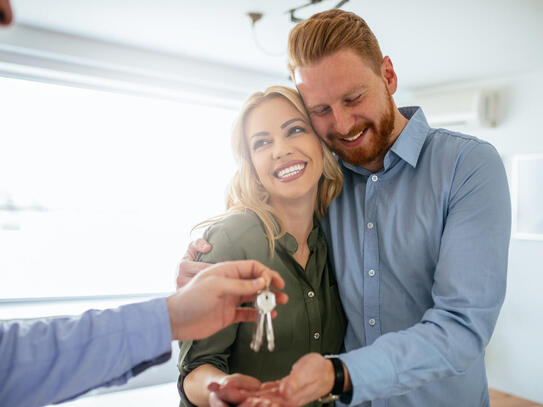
[250,289,276,352]
[250,311,265,351]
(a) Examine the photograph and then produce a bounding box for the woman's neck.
[270,194,315,268]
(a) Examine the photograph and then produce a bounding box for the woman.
[178,86,346,407]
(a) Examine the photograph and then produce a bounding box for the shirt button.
[371,175,378,182]
[368,269,375,277]
[367,222,374,229]
[313,332,320,340]
[368,318,376,326]
[307,291,315,298]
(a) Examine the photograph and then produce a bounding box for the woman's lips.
[274,161,307,182]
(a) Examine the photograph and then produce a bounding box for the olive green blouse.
[178,211,346,406]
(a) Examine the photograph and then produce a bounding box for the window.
[0,76,239,302]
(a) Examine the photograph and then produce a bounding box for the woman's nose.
[271,138,292,160]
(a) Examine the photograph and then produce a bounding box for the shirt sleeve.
[339,142,511,404]
[0,298,172,407]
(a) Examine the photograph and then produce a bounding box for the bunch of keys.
[250,287,276,352]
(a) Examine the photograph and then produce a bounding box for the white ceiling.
[8,0,543,89]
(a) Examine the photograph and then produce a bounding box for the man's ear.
[380,56,398,95]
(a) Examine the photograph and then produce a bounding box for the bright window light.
[0,77,239,299]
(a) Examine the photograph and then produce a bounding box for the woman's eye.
[253,139,271,150]
[287,126,306,136]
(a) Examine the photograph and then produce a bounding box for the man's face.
[294,49,396,170]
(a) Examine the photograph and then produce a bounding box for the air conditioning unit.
[409,88,498,128]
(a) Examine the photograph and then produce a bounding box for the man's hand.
[176,238,212,289]
[167,260,288,341]
[0,0,13,25]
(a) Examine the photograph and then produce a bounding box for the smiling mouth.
[274,163,307,179]
[343,127,368,142]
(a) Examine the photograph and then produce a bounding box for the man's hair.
[288,9,383,75]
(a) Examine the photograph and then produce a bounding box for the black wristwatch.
[318,355,350,403]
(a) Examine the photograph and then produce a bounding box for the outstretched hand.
[224,353,346,407]
[167,260,288,341]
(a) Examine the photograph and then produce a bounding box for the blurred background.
[1,0,542,405]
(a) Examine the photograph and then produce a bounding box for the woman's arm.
[184,364,227,407]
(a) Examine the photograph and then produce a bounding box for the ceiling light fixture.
[247,0,350,57]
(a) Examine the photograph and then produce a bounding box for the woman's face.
[245,96,324,206]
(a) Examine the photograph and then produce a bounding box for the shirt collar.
[388,106,429,169]
[340,106,430,175]
[277,219,321,255]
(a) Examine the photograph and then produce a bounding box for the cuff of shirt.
[120,297,172,378]
[338,345,396,405]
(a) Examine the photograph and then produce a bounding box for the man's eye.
[253,139,271,150]
[287,126,306,136]
[345,94,361,104]
[311,107,330,116]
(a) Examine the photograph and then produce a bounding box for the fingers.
[238,290,288,306]
[221,373,261,390]
[183,238,211,260]
[213,275,268,298]
[0,0,13,25]
[176,260,210,289]
[209,389,229,407]
[228,260,285,290]
[233,308,259,323]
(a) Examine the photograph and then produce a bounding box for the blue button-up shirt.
[322,107,511,407]
[0,298,172,407]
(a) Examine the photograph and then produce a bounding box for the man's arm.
[0,260,286,407]
[266,142,511,405]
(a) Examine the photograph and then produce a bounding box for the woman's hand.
[208,374,263,407]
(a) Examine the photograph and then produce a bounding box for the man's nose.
[333,108,356,136]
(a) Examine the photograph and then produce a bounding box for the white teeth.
[276,163,305,179]
[345,129,365,142]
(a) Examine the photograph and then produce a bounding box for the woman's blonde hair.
[195,86,343,254]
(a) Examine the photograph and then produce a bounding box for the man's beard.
[325,90,396,167]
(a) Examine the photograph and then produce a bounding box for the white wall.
[401,70,543,403]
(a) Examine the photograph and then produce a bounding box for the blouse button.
[313,332,320,340]
[307,291,315,298]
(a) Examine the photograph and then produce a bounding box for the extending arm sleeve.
[339,142,511,404]
[0,298,172,407]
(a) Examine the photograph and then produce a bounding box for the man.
[1,260,287,407]
[180,9,511,407]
